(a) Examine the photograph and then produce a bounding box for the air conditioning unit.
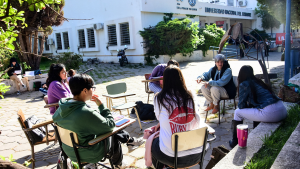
[46,38,54,45]
[94,23,104,30]
[238,0,247,7]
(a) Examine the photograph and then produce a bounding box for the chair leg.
[147,93,150,104]
[205,111,208,123]
[133,107,142,130]
[119,110,122,115]
[125,97,130,115]
[31,145,35,169]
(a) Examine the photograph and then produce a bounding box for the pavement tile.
[0,142,17,151]
[128,147,145,158]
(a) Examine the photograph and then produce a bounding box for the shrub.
[139,17,202,64]
[55,52,83,71]
[197,24,226,57]
[250,28,270,41]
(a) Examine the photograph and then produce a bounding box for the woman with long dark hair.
[151,65,204,169]
[229,65,287,148]
[46,63,73,115]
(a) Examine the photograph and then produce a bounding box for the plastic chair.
[170,127,209,169]
[103,82,142,130]
[205,76,237,125]
[53,124,115,169]
[17,109,57,169]
[144,73,154,103]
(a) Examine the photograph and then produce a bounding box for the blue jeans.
[151,137,203,169]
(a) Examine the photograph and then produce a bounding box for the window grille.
[56,33,62,50]
[87,28,96,48]
[63,32,70,49]
[120,23,130,45]
[78,29,86,48]
[45,37,49,51]
[107,25,117,46]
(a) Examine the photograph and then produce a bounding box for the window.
[87,28,95,48]
[38,36,42,52]
[107,25,117,46]
[63,32,70,49]
[120,23,130,45]
[56,33,62,50]
[45,37,49,51]
[78,29,86,48]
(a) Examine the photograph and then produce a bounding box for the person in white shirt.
[151,65,205,169]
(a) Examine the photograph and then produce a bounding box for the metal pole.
[284,0,291,85]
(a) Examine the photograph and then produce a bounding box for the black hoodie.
[7,58,21,77]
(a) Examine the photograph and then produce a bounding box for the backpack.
[131,101,157,121]
[24,115,46,144]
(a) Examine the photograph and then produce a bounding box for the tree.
[257,0,300,29]
[0,0,65,70]
[255,4,281,36]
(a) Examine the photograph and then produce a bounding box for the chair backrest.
[145,73,151,80]
[106,82,127,95]
[17,109,26,129]
[56,125,79,147]
[171,127,208,152]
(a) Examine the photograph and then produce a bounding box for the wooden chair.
[170,127,209,169]
[53,124,115,169]
[144,73,154,103]
[103,82,142,130]
[205,76,238,125]
[17,109,57,169]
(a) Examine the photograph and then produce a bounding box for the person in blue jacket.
[197,54,236,114]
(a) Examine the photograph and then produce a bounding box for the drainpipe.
[284,0,291,85]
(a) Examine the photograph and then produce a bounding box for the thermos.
[237,124,248,148]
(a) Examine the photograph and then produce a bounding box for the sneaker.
[22,84,26,88]
[114,160,129,169]
[17,91,20,95]
[127,137,145,152]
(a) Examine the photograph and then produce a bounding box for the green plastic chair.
[103,82,142,130]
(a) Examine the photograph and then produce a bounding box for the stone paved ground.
[0,51,285,169]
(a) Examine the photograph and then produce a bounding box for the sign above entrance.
[205,7,251,17]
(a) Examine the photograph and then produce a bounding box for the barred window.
[45,37,49,51]
[78,29,86,48]
[120,23,130,45]
[87,28,95,48]
[56,33,62,50]
[107,25,117,46]
[63,32,70,49]
[38,36,42,52]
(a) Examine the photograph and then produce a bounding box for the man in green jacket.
[53,74,144,167]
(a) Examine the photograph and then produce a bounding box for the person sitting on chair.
[7,58,30,95]
[148,60,179,94]
[46,63,73,115]
[229,65,287,148]
[53,74,144,167]
[151,65,205,169]
[196,54,236,114]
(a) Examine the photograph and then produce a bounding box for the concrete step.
[270,121,300,169]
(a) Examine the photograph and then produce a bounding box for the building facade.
[43,0,284,63]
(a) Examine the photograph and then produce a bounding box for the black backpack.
[131,101,156,121]
[24,115,46,144]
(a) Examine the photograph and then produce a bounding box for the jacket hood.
[57,98,86,118]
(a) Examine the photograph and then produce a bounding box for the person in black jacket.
[7,58,29,95]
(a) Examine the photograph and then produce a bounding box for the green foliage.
[186,14,196,18]
[197,24,226,57]
[245,104,300,169]
[163,13,173,23]
[257,0,300,29]
[22,62,31,70]
[0,0,61,53]
[55,52,83,70]
[0,154,31,166]
[0,49,17,71]
[250,28,270,41]
[140,18,201,64]
[0,83,10,97]
[255,4,281,34]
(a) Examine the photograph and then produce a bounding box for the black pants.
[265,46,269,56]
[151,137,203,169]
[110,130,131,165]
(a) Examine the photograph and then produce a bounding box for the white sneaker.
[17,91,20,95]
[127,137,145,152]
[22,84,26,89]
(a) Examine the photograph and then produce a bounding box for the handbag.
[24,115,46,144]
[278,85,300,103]
[205,145,230,169]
